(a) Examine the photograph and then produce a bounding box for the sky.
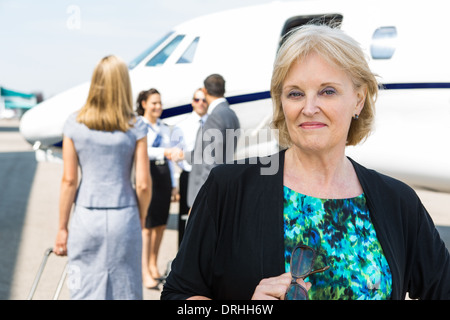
[0,0,279,99]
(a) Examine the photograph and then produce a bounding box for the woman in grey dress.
[53,55,152,300]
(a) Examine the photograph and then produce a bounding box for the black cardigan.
[161,150,450,300]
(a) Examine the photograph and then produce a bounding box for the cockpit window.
[128,32,173,70]
[177,37,200,64]
[145,35,185,67]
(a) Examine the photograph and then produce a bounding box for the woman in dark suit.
[136,88,181,289]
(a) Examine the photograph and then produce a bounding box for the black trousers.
[178,170,190,247]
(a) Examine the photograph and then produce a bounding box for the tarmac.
[1,117,449,300]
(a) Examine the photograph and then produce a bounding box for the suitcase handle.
[27,247,68,300]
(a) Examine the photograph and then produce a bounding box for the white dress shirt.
[142,117,177,187]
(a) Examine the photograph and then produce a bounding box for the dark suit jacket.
[186,99,240,207]
[162,150,450,300]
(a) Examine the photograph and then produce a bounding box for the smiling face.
[281,52,366,155]
[142,93,162,122]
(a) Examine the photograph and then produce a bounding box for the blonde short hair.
[271,24,378,147]
[77,55,134,132]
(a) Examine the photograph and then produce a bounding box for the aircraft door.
[279,14,344,47]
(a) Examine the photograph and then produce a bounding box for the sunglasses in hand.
[285,244,330,300]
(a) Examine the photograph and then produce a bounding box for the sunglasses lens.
[285,283,308,300]
[291,246,314,278]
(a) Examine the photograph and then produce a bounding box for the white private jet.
[19,0,450,192]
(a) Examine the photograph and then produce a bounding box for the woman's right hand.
[54,229,68,256]
[251,272,311,300]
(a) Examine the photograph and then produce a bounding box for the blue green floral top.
[283,186,392,300]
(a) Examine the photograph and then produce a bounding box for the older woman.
[161,25,450,300]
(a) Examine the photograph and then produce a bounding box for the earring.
[353,114,359,120]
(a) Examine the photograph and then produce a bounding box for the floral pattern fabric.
[283,186,392,300]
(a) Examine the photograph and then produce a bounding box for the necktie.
[148,123,162,147]
[152,133,162,147]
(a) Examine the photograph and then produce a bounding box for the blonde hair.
[271,24,378,147]
[77,55,135,132]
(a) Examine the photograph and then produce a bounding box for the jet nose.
[19,106,42,145]
[19,82,89,147]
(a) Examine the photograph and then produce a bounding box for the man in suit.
[171,88,208,246]
[184,74,240,207]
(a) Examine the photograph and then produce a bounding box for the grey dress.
[63,112,148,300]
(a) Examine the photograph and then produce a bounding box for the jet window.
[146,35,185,67]
[128,32,173,70]
[177,37,200,64]
[371,26,397,59]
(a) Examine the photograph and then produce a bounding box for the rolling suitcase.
[27,247,68,300]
